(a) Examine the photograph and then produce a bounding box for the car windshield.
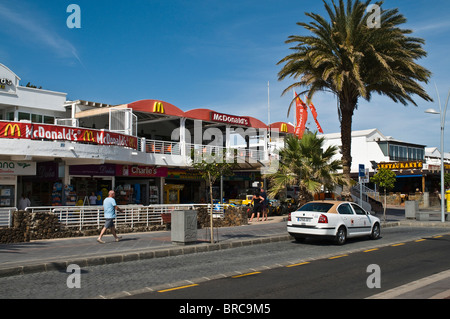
[297,202,333,213]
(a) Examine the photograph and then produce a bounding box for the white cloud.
[0,2,82,65]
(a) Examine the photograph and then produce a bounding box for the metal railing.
[7,204,217,231]
[186,143,266,162]
[0,208,16,228]
[137,138,267,162]
[0,203,231,230]
[143,139,181,155]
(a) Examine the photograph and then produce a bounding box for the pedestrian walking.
[249,191,264,222]
[97,190,123,244]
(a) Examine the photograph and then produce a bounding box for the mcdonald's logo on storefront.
[280,123,288,133]
[82,130,95,142]
[128,137,137,149]
[153,102,165,114]
[4,123,21,137]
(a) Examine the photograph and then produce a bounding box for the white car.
[287,200,381,245]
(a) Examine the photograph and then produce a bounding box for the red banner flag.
[308,101,324,134]
[294,91,308,138]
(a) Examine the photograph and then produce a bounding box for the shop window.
[18,112,31,121]
[44,116,55,124]
[31,114,43,123]
[6,112,14,121]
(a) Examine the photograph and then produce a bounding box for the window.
[18,112,30,121]
[351,204,367,215]
[44,116,55,124]
[337,203,353,215]
[31,114,43,123]
[298,202,333,213]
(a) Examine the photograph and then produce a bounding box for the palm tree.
[266,132,345,205]
[277,0,432,196]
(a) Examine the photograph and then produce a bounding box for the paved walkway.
[0,216,291,277]
[1,207,450,299]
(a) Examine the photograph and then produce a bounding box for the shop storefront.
[67,164,168,206]
[20,161,62,206]
[165,169,204,204]
[376,160,450,196]
[0,161,36,208]
[115,165,167,205]
[68,164,115,205]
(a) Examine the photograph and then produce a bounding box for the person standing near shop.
[89,192,98,205]
[97,190,123,244]
[249,191,264,222]
[260,188,268,221]
[18,193,31,211]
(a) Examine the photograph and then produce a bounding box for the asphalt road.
[1,225,448,300]
[137,233,450,299]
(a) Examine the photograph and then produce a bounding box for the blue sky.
[1,0,450,151]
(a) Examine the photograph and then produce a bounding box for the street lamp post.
[425,88,450,223]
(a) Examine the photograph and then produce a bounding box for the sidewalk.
[1,210,450,299]
[0,215,290,278]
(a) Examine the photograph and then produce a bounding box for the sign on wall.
[210,112,250,127]
[116,165,168,177]
[377,161,423,170]
[0,121,138,149]
[0,161,36,176]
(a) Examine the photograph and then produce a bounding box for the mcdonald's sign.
[82,130,95,142]
[153,102,165,114]
[4,123,21,137]
[280,123,288,133]
[0,121,137,149]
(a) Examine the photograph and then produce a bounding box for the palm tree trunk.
[339,100,355,199]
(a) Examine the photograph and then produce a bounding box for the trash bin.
[405,200,418,219]
[171,210,197,245]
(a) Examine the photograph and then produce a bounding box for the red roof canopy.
[126,100,297,134]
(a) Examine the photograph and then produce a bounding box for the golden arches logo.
[128,137,137,149]
[153,102,165,114]
[4,124,21,137]
[82,130,95,142]
[280,123,288,133]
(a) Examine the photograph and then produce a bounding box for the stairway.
[350,183,384,214]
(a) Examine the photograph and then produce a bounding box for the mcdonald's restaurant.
[0,62,295,209]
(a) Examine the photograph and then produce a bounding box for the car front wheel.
[335,226,347,245]
[370,223,381,240]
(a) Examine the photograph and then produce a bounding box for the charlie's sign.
[210,112,250,127]
[0,121,137,149]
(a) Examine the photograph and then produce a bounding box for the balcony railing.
[138,138,267,163]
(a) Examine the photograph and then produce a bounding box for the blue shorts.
[104,218,115,229]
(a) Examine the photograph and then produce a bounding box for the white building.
[320,128,446,194]
[0,63,289,208]
[320,128,426,174]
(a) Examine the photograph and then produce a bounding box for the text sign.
[210,112,250,127]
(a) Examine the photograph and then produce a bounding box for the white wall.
[0,63,67,114]
[320,129,390,174]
